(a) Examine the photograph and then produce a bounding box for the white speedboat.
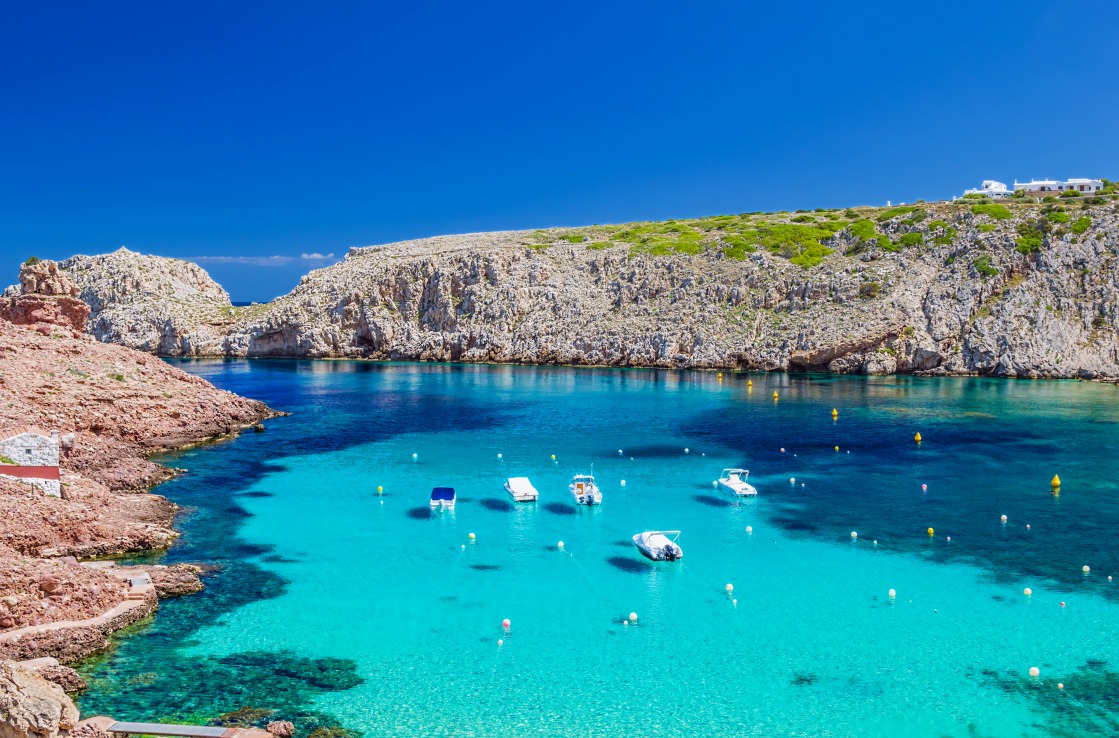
[430,486,456,510]
[632,530,683,561]
[718,468,757,496]
[569,474,602,505]
[504,476,538,502]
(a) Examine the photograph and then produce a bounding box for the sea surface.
[78,362,1119,737]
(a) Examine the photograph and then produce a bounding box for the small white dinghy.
[632,530,683,561]
[569,474,602,505]
[718,468,757,497]
[504,476,538,502]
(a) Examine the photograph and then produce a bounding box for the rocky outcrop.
[54,198,1119,379]
[56,248,234,355]
[0,660,78,738]
[0,261,91,336]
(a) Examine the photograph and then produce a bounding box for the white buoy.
[684,448,690,454]
[620,480,626,487]
[1058,683,1064,690]
[498,639,503,647]
[469,532,476,541]
[725,583,734,593]
[873,540,877,545]
[712,480,718,487]
[557,541,564,550]
[623,620,629,626]
[1027,524,1031,530]
[629,612,638,622]
[789,477,795,484]
[888,588,896,598]
[618,449,623,455]
[745,526,753,534]
[1001,514,1007,523]
[946,536,951,542]
[461,544,466,551]
[412,453,418,460]
[1024,588,1032,596]
[1029,667,1040,678]
[732,599,737,606]
[1110,576,1114,582]
[851,531,858,539]
[780,448,785,453]
[497,453,503,460]
[1083,565,1090,573]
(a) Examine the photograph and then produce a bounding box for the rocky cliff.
[52,196,1119,378]
[51,248,235,355]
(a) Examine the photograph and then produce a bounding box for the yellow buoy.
[927,527,934,536]
[377,485,383,494]
[914,432,922,443]
[1051,474,1061,488]
[831,408,838,418]
[747,379,753,387]
[551,454,556,461]
[834,446,839,452]
[773,391,779,400]
[717,372,723,379]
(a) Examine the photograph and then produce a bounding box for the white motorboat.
[632,530,683,561]
[504,476,538,502]
[718,468,757,496]
[569,474,602,505]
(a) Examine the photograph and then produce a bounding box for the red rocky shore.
[0,262,278,737]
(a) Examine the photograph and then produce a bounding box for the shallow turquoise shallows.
[78,362,1119,737]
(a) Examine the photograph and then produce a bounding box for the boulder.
[0,659,78,738]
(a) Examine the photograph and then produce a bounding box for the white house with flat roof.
[964,180,1012,198]
[0,426,61,497]
[1014,178,1104,195]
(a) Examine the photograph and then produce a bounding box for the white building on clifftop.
[963,180,1012,198]
[1013,178,1104,195]
[0,427,61,497]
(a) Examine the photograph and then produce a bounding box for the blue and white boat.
[430,486,456,510]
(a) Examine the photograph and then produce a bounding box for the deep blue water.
[78,362,1119,736]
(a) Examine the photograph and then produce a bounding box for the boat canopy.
[430,487,456,501]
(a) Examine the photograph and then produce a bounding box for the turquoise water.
[79,363,1119,736]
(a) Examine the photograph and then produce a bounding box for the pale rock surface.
[0,660,78,738]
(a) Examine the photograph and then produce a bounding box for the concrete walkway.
[0,566,153,647]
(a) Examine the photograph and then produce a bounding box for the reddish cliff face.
[0,278,274,641]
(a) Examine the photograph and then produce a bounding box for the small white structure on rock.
[1013,178,1104,196]
[0,426,61,497]
[964,180,1012,198]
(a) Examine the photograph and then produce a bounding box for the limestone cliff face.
[57,247,234,355]
[53,201,1119,378]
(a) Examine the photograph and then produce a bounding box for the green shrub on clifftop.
[1071,216,1091,235]
[971,203,1013,220]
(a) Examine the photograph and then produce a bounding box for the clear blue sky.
[2,2,1116,302]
